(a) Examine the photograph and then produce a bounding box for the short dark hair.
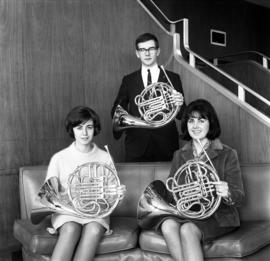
[65,106,101,138]
[135,33,159,50]
[181,99,221,140]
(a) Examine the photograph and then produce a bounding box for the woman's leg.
[180,222,203,261]
[51,222,82,261]
[73,221,106,261]
[161,219,184,261]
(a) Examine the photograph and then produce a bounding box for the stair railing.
[137,0,270,124]
[211,51,270,69]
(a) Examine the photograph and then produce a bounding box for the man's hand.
[171,90,184,107]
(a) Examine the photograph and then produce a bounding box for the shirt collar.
[71,142,97,155]
[141,64,159,74]
[180,139,223,161]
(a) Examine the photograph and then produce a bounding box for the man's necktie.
[147,69,152,86]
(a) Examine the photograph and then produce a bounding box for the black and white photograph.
[1,0,270,260]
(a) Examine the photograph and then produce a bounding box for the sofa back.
[19,163,270,222]
[239,164,270,221]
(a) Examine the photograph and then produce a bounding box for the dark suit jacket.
[111,68,186,162]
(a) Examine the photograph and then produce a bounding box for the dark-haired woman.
[45,106,114,261]
[159,99,245,261]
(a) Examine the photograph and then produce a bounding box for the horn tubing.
[160,65,175,89]
[197,139,218,174]
[35,162,125,220]
[112,76,181,131]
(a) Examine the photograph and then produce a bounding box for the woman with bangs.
[158,99,245,261]
[44,106,115,261]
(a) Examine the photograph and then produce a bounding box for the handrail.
[181,19,270,107]
[137,0,270,121]
[211,50,270,69]
[137,0,181,33]
[137,0,172,35]
[145,0,183,24]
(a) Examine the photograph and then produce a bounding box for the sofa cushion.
[22,246,143,261]
[139,221,270,258]
[14,216,139,255]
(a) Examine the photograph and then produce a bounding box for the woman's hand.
[215,181,230,198]
[118,184,127,197]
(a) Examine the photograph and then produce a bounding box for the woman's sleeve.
[223,149,245,207]
[45,154,59,182]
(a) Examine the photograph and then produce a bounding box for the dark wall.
[257,8,270,56]
[153,0,270,58]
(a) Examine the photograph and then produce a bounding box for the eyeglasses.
[137,47,157,54]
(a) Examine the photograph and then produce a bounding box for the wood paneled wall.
[173,58,270,164]
[0,0,172,246]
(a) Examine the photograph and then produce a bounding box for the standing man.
[111,33,185,162]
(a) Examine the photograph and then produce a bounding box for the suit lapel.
[158,68,167,83]
[134,69,144,93]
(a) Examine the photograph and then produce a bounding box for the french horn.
[112,66,182,131]
[137,140,221,229]
[166,159,221,219]
[31,147,126,224]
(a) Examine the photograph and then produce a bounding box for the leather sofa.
[13,162,270,261]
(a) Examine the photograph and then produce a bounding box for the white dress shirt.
[141,64,160,88]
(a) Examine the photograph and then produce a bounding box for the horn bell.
[31,177,80,224]
[112,104,149,131]
[137,180,180,229]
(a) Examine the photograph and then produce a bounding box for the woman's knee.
[84,222,105,237]
[180,222,202,240]
[60,222,82,238]
[161,219,180,236]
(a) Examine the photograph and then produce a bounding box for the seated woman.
[159,99,245,261]
[44,106,119,261]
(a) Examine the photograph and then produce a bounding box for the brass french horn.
[112,66,182,131]
[137,140,221,229]
[166,159,221,219]
[31,146,126,224]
